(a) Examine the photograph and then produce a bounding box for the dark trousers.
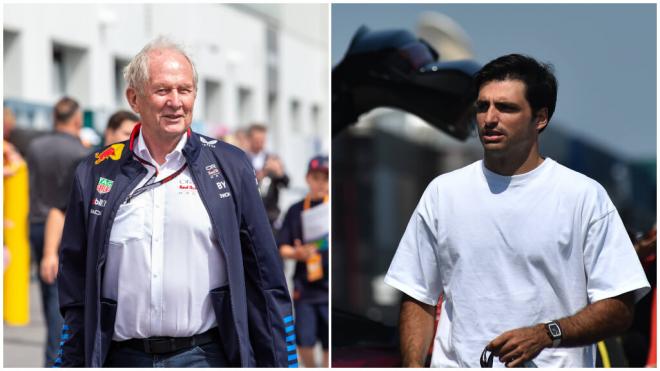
[29,222,64,368]
[104,341,228,367]
[295,300,329,349]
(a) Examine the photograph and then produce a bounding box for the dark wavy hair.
[106,110,139,132]
[474,54,558,133]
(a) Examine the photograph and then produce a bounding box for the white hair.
[123,36,198,93]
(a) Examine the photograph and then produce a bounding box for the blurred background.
[331,3,656,367]
[3,3,328,367]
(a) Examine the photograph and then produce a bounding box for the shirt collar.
[135,129,187,167]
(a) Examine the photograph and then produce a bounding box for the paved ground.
[4,278,46,368]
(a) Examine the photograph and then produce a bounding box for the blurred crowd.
[3,98,329,368]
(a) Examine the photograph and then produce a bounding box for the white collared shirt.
[102,131,228,340]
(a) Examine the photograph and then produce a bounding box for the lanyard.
[125,153,188,204]
[303,194,329,210]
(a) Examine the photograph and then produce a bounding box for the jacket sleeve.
[55,167,88,367]
[238,158,297,368]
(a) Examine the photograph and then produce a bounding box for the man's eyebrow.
[494,101,520,109]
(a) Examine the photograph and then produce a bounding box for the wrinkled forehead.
[477,78,528,102]
[146,49,194,81]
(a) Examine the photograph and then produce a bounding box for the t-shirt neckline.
[481,157,554,186]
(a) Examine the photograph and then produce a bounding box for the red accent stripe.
[128,123,142,151]
[129,123,191,148]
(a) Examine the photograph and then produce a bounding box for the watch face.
[549,324,561,337]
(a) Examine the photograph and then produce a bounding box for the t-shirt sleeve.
[54,159,83,211]
[583,199,650,304]
[384,181,443,306]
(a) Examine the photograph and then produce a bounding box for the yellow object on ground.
[4,143,30,326]
[597,340,611,368]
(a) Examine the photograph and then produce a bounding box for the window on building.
[267,92,279,149]
[290,99,301,133]
[114,58,129,107]
[51,42,89,104]
[52,46,66,96]
[238,87,253,126]
[3,29,21,98]
[204,80,222,124]
[311,104,321,136]
[266,26,279,96]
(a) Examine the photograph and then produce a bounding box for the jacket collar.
[127,123,201,164]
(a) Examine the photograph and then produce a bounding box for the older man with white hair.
[57,37,295,368]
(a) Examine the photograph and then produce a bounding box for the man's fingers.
[505,351,531,368]
[46,264,56,284]
[500,348,527,367]
[499,346,523,367]
[498,340,519,358]
[39,264,47,282]
[42,267,53,284]
[488,331,510,353]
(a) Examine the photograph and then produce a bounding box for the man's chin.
[160,121,189,135]
[482,142,508,153]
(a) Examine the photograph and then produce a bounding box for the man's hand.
[488,324,551,367]
[40,253,59,284]
[293,239,316,261]
[488,292,635,367]
[280,240,317,261]
[635,224,657,260]
[43,207,65,284]
[264,156,285,177]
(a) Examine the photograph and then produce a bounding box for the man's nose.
[166,91,182,109]
[483,105,498,126]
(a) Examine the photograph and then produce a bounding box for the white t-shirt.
[384,158,650,368]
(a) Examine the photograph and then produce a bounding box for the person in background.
[233,128,250,152]
[4,106,47,157]
[278,155,329,367]
[103,110,139,146]
[25,96,89,367]
[246,124,289,227]
[40,111,139,300]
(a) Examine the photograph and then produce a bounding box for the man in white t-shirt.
[384,54,650,368]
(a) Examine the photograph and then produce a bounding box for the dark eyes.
[155,88,193,95]
[475,101,519,113]
[475,101,489,113]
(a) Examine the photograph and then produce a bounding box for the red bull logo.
[95,143,124,165]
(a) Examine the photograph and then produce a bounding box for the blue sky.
[332,4,657,161]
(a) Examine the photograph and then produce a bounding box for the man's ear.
[126,87,140,114]
[535,107,549,132]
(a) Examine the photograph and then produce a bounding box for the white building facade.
[4,3,329,206]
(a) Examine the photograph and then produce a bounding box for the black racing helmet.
[333,25,480,140]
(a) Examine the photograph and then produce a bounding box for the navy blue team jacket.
[56,126,296,367]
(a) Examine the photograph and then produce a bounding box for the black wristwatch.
[545,320,562,348]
